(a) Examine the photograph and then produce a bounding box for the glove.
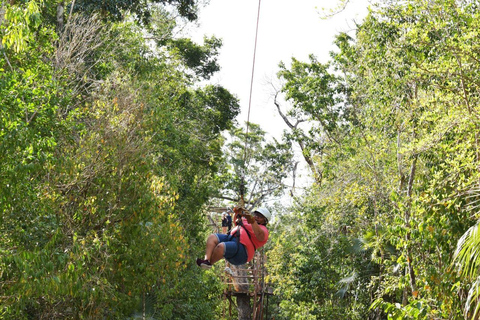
[233,206,243,225]
[245,213,255,224]
[233,206,244,215]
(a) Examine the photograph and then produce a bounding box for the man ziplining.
[196,207,271,269]
[194,0,272,271]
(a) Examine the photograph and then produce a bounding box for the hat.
[254,208,271,222]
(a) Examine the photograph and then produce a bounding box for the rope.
[242,0,262,165]
[240,0,262,202]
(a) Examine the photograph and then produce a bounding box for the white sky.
[188,0,371,191]
[190,0,370,134]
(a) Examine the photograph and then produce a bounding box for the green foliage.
[0,1,235,318]
[6,0,480,318]
[216,122,295,208]
[453,218,480,319]
[268,189,377,319]
[169,36,223,80]
[370,298,433,320]
[1,1,43,53]
[180,84,240,134]
[268,0,480,319]
[72,0,198,23]
[278,55,344,132]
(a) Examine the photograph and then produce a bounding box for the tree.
[168,36,223,80]
[72,0,198,23]
[0,1,241,318]
[268,0,480,318]
[215,122,295,210]
[274,55,348,185]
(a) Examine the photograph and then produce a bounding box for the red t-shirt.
[231,218,269,262]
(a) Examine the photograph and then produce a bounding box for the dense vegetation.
[268,0,480,319]
[0,0,238,318]
[2,0,480,319]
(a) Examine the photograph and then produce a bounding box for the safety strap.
[227,232,240,257]
[237,219,257,251]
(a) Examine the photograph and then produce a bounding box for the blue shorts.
[215,233,248,265]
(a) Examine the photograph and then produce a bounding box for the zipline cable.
[243,0,262,164]
[240,0,262,203]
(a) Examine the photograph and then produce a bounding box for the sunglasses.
[253,211,265,218]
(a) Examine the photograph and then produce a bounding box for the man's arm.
[246,218,266,242]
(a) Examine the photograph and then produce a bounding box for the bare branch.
[274,91,296,130]
[56,1,65,33]
[211,195,256,207]
[54,13,110,108]
[318,0,351,20]
[290,161,298,197]
[274,93,322,185]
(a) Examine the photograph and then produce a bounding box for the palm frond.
[454,221,480,279]
[465,276,480,319]
[336,271,358,299]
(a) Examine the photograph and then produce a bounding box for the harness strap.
[237,219,257,251]
[227,232,240,256]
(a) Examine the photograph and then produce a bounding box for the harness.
[230,218,257,251]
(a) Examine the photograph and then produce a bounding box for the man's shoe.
[196,258,212,269]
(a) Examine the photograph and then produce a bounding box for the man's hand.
[233,206,243,225]
[245,213,255,224]
[233,206,244,215]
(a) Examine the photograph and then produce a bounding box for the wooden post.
[237,293,252,320]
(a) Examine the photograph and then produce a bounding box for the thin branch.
[318,0,351,19]
[3,51,13,70]
[68,0,76,21]
[211,195,255,206]
[290,161,298,197]
[273,93,322,185]
[274,91,297,130]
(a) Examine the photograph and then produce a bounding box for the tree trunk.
[227,262,252,319]
[236,293,252,320]
[0,2,5,50]
[56,1,65,34]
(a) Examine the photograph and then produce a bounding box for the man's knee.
[207,234,218,243]
[215,243,225,254]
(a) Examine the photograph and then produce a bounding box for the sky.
[187,0,371,190]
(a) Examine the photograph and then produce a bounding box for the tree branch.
[318,0,351,19]
[211,195,256,207]
[274,93,322,185]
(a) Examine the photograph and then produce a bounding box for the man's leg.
[197,234,226,268]
[205,234,220,261]
[205,234,226,265]
[210,243,225,264]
